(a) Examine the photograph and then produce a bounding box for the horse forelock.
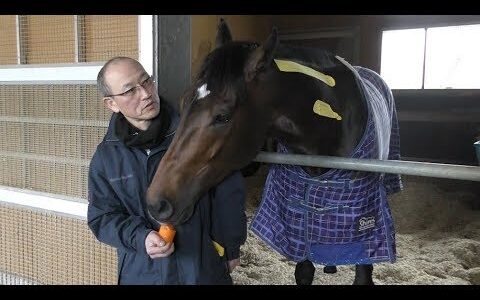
[192,42,255,105]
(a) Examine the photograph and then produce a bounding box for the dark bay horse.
[146,20,402,285]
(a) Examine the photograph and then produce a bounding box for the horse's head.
[146,20,280,225]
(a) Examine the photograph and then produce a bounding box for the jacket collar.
[104,101,179,153]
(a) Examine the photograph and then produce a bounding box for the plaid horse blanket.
[250,62,402,265]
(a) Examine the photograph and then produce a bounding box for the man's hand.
[145,230,175,259]
[227,258,240,273]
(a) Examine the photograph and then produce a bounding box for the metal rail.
[253,152,480,182]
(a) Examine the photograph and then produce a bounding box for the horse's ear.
[215,18,232,48]
[244,27,279,82]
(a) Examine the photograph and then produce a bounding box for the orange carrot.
[158,224,176,244]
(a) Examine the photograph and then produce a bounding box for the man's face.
[104,60,160,127]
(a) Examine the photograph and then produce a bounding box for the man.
[87,57,247,284]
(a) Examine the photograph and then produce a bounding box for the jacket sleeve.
[210,171,247,260]
[87,148,152,254]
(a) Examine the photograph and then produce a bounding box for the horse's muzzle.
[147,198,174,222]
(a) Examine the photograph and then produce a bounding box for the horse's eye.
[213,113,230,125]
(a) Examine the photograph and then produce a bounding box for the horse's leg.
[294,260,315,285]
[352,264,374,285]
[323,265,337,274]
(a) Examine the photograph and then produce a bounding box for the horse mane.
[274,44,342,72]
[198,39,344,86]
[190,39,346,112]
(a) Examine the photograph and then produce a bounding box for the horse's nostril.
[155,199,174,221]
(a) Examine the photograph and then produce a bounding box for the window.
[380,28,425,89]
[381,24,480,89]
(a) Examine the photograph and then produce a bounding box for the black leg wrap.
[323,265,337,274]
[295,260,316,285]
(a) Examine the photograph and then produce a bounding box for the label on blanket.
[357,216,376,232]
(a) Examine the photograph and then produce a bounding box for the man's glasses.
[106,75,155,98]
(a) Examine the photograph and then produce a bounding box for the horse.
[146,19,402,285]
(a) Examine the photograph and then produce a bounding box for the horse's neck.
[267,67,367,167]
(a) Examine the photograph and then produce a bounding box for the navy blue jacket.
[87,106,247,285]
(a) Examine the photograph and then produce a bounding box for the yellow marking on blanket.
[212,240,225,257]
[313,100,342,120]
[274,59,336,87]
